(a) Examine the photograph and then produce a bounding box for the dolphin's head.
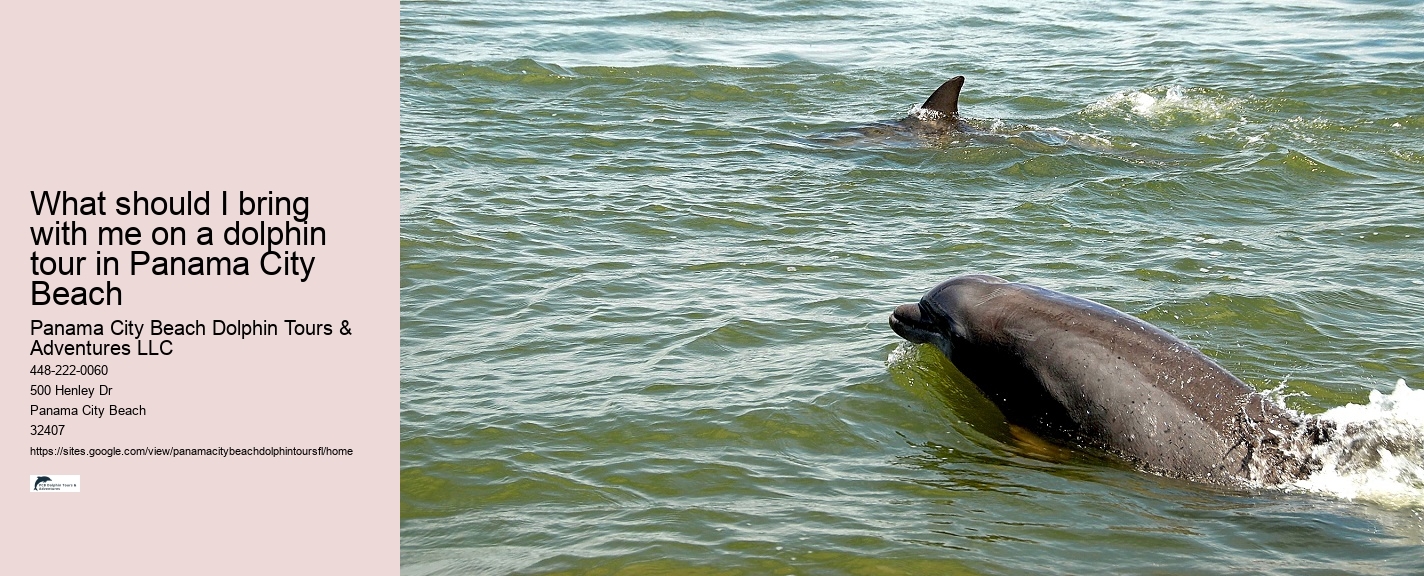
[889,274,1009,357]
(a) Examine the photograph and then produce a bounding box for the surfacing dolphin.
[900,75,968,133]
[845,76,972,142]
[889,274,1331,487]
[843,76,1141,157]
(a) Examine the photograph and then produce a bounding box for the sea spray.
[1293,379,1424,507]
[1083,85,1241,123]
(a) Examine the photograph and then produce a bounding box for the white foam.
[1128,86,1186,115]
[904,104,948,122]
[1292,379,1424,508]
[1086,85,1239,122]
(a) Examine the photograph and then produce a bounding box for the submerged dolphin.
[847,76,1139,157]
[889,274,1329,486]
[846,76,972,141]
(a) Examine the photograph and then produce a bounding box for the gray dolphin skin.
[890,274,1330,486]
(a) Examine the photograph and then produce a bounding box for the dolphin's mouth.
[889,302,936,343]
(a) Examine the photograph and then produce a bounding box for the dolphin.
[901,76,968,132]
[889,274,1330,486]
[34,476,52,490]
[844,76,1146,158]
[844,76,971,142]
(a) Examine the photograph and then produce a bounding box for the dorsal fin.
[921,76,965,117]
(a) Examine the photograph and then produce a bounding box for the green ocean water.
[400,1,1424,573]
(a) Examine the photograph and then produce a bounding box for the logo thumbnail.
[30,475,80,492]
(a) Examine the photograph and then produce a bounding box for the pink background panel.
[2,2,397,574]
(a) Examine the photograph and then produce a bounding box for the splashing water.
[904,104,949,122]
[1293,379,1424,507]
[1132,86,1185,116]
[1085,85,1240,123]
